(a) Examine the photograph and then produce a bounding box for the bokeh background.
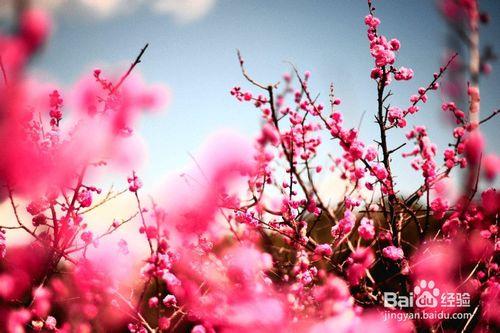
[1,0,499,193]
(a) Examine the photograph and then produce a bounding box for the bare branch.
[236,49,279,90]
[111,43,149,94]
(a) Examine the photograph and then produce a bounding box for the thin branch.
[0,56,8,85]
[236,49,279,90]
[479,109,499,125]
[461,304,479,333]
[387,142,407,155]
[80,188,127,214]
[111,43,149,94]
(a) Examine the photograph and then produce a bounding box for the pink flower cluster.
[403,126,438,182]
[365,12,413,84]
[0,1,498,332]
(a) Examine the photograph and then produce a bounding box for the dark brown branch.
[111,43,149,94]
[376,67,398,245]
[479,109,499,125]
[388,142,407,155]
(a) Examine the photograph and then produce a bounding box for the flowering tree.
[0,0,498,332]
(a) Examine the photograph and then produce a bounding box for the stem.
[0,56,8,85]
[469,17,480,124]
[111,43,149,94]
[135,192,154,253]
[376,68,398,246]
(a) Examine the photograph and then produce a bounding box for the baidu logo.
[414,280,440,307]
[384,280,470,309]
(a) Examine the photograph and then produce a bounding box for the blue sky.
[24,0,500,192]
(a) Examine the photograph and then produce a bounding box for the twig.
[479,109,499,125]
[0,56,8,85]
[111,43,149,94]
[461,304,479,333]
[387,142,407,155]
[135,191,154,253]
[113,290,155,332]
[236,49,279,90]
[80,188,127,214]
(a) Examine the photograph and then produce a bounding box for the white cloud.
[77,0,124,16]
[153,0,216,23]
[0,0,216,23]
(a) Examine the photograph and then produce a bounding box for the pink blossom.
[444,148,456,168]
[358,217,375,241]
[162,294,177,307]
[394,66,414,80]
[32,214,47,226]
[78,190,93,208]
[0,2,497,332]
[481,280,500,326]
[382,246,404,261]
[20,9,51,52]
[7,309,31,333]
[348,140,365,161]
[389,38,401,51]
[364,15,380,28]
[364,146,377,161]
[344,196,361,210]
[346,247,374,285]
[407,105,419,114]
[148,296,159,308]
[80,231,93,244]
[191,325,207,333]
[235,211,259,228]
[430,197,449,219]
[481,188,498,215]
[464,131,484,165]
[371,163,388,180]
[118,239,129,255]
[370,67,383,79]
[483,154,499,181]
[331,210,355,238]
[158,317,171,330]
[44,316,57,330]
[314,244,333,258]
[468,86,480,117]
[411,242,459,293]
[387,107,407,127]
[258,123,280,147]
[312,276,352,317]
[128,172,143,192]
[26,200,47,216]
